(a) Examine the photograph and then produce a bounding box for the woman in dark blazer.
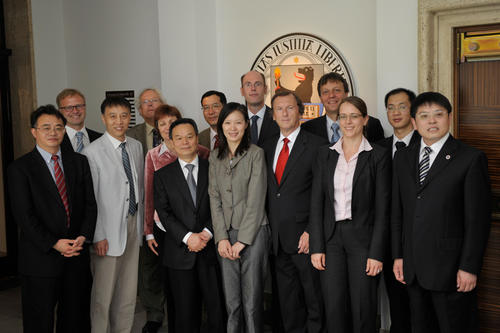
[208,102,270,333]
[310,96,391,333]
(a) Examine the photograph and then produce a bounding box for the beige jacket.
[208,144,268,245]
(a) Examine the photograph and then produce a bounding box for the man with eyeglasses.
[240,70,280,147]
[57,88,102,153]
[301,72,385,144]
[377,88,419,333]
[8,105,97,332]
[199,90,226,150]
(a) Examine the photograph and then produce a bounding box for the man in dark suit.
[378,88,418,333]
[264,91,327,333]
[154,118,226,333]
[7,105,97,333]
[392,92,491,333]
[240,70,280,147]
[199,90,226,150]
[302,72,384,143]
[56,88,101,153]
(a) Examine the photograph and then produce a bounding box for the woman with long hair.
[208,102,270,333]
[310,96,390,333]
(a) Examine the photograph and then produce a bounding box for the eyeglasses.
[243,82,264,89]
[338,113,363,121]
[202,103,222,112]
[34,125,65,133]
[141,98,160,105]
[60,104,85,112]
[415,110,447,120]
[387,104,409,113]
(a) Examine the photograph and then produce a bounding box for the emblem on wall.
[251,33,355,121]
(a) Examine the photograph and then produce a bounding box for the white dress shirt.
[178,156,213,244]
[65,125,90,151]
[418,132,450,169]
[248,105,267,137]
[272,127,301,171]
[392,130,415,158]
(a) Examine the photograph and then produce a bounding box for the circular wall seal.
[251,33,355,120]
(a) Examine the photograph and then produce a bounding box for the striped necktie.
[52,155,70,226]
[120,142,137,215]
[75,131,84,153]
[418,146,432,185]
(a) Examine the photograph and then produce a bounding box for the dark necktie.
[331,122,341,144]
[275,138,290,185]
[418,146,432,185]
[75,131,84,153]
[152,128,162,148]
[395,141,406,151]
[185,164,196,205]
[251,115,259,145]
[214,134,220,150]
[120,142,137,215]
[52,155,70,226]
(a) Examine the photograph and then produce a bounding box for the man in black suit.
[56,88,101,153]
[302,72,384,143]
[7,105,97,333]
[392,92,490,333]
[378,88,418,333]
[240,70,280,147]
[264,91,327,333]
[154,118,225,333]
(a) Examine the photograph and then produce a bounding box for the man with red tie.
[263,91,328,332]
[8,105,97,333]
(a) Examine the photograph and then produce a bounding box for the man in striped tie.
[7,105,97,332]
[391,92,491,333]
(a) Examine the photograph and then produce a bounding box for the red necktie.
[52,155,70,227]
[214,134,220,149]
[275,138,289,185]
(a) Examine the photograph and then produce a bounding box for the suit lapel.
[30,149,65,211]
[61,151,76,214]
[420,136,457,190]
[405,142,420,186]
[352,150,369,188]
[259,108,272,145]
[279,130,306,186]
[320,116,329,142]
[196,159,209,210]
[265,136,280,188]
[326,149,339,203]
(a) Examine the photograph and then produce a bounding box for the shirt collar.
[279,126,300,145]
[105,131,127,149]
[210,127,217,137]
[159,142,171,155]
[65,125,88,140]
[248,105,266,120]
[392,130,415,148]
[145,122,155,134]
[325,114,339,128]
[331,136,373,155]
[420,132,449,155]
[36,145,62,163]
[178,155,199,169]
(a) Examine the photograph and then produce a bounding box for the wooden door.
[454,24,500,333]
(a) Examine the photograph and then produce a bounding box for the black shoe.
[142,321,162,333]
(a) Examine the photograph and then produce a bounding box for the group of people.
[8,69,491,333]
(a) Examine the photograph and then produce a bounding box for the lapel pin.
[446,155,451,160]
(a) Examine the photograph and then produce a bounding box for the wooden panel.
[455,39,500,332]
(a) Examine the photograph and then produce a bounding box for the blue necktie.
[331,122,341,144]
[120,142,137,215]
[75,131,84,153]
[251,115,259,145]
[419,146,432,185]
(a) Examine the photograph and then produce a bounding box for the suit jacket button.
[417,195,421,199]
[277,193,280,198]
[126,198,129,201]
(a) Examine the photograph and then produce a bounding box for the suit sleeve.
[460,151,491,275]
[144,151,155,236]
[7,164,59,252]
[237,148,268,245]
[82,149,106,243]
[78,155,98,241]
[208,153,229,243]
[391,152,404,259]
[154,170,191,245]
[368,149,391,261]
[309,148,327,254]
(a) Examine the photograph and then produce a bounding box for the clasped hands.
[218,239,246,260]
[187,230,212,252]
[53,236,86,257]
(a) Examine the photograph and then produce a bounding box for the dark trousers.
[274,248,325,333]
[321,221,379,333]
[407,280,478,333]
[167,257,226,333]
[21,253,92,333]
[383,254,411,333]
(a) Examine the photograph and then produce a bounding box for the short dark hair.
[384,88,416,108]
[271,91,304,115]
[216,102,250,159]
[410,92,452,118]
[169,118,199,140]
[317,72,349,97]
[100,96,131,114]
[30,105,66,128]
[338,96,368,118]
[240,71,266,87]
[201,90,227,106]
[154,104,182,131]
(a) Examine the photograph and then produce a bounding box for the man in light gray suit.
[83,96,144,333]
